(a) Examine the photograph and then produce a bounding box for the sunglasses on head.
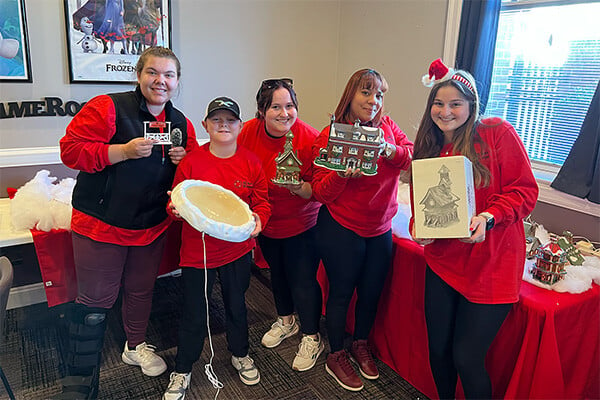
[261,78,293,90]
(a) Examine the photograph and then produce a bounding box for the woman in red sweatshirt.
[238,79,324,372]
[411,59,538,399]
[311,69,414,391]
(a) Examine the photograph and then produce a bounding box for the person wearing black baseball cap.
[204,96,242,121]
[163,97,271,400]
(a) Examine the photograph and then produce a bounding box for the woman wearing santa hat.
[411,59,538,399]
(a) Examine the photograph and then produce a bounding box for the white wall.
[0,0,447,151]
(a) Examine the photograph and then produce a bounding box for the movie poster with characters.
[64,0,171,83]
[0,0,32,82]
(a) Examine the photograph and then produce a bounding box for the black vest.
[72,87,189,230]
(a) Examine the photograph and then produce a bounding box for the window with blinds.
[485,0,600,166]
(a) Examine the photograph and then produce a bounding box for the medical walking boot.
[52,303,108,400]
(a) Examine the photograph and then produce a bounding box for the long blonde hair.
[413,71,491,187]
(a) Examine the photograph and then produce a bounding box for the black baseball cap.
[204,97,241,121]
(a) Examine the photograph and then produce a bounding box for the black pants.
[174,253,252,373]
[258,227,322,335]
[424,266,512,399]
[316,207,392,352]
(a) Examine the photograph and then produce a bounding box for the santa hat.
[421,58,474,93]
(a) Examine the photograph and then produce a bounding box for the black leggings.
[175,253,252,373]
[316,206,392,352]
[424,266,512,399]
[258,227,322,334]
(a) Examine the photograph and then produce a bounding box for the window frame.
[443,0,600,216]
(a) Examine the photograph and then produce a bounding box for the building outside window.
[485,0,600,167]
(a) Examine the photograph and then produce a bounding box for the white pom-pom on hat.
[422,58,455,87]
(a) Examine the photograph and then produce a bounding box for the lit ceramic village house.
[314,117,382,176]
[530,240,568,285]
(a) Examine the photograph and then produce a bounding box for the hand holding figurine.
[277,180,312,199]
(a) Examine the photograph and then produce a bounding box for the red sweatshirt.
[171,144,271,269]
[414,118,539,304]
[60,94,198,246]
[312,115,414,237]
[238,118,321,238]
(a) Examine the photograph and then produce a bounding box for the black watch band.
[479,212,495,231]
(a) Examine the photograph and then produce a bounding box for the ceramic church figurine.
[272,131,303,185]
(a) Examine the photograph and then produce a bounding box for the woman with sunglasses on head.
[238,78,325,372]
[411,59,538,399]
[311,69,413,391]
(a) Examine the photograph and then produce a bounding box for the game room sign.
[0,97,85,119]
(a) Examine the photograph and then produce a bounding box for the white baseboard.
[0,147,62,168]
[6,282,47,309]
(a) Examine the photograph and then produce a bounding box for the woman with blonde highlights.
[312,68,414,392]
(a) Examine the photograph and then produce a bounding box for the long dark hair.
[413,70,491,187]
[255,79,298,119]
[334,69,388,127]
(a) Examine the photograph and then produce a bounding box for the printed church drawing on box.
[419,165,461,228]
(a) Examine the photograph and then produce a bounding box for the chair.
[0,256,16,400]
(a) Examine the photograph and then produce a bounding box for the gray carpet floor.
[1,267,428,399]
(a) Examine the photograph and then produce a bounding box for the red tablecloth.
[31,222,183,307]
[324,236,600,399]
[30,229,600,399]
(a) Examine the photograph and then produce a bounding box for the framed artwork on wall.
[63,0,172,84]
[0,0,33,82]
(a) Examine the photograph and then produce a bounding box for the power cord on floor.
[201,232,223,399]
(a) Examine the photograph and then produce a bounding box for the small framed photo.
[0,0,33,82]
[63,0,172,84]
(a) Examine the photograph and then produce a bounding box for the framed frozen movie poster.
[0,0,33,82]
[63,0,171,84]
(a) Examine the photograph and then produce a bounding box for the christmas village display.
[314,116,383,176]
[528,226,592,286]
[530,238,568,285]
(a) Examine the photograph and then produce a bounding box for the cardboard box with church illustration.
[412,155,476,239]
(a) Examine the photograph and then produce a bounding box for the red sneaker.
[325,350,364,391]
[350,340,379,379]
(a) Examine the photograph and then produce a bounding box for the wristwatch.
[479,212,495,231]
[384,142,394,159]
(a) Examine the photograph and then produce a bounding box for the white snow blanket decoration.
[10,170,75,232]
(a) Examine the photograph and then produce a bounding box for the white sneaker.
[292,333,325,371]
[162,372,191,400]
[231,355,260,385]
[261,315,300,348]
[121,341,167,376]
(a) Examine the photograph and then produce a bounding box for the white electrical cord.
[201,232,224,398]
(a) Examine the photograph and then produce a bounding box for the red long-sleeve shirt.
[60,94,198,246]
[414,118,539,303]
[312,115,414,237]
[171,144,271,269]
[238,118,321,238]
